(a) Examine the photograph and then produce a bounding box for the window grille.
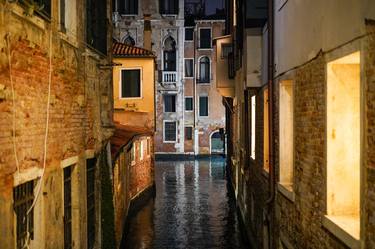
[86,158,96,249]
[164,122,177,142]
[13,180,34,249]
[64,167,73,249]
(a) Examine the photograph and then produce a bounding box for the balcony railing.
[162,71,177,83]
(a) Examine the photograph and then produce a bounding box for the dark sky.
[205,0,225,15]
[186,0,225,15]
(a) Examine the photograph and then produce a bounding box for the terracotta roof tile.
[112,41,155,57]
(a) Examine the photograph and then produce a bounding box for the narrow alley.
[122,158,248,249]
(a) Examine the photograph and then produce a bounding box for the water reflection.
[122,157,248,249]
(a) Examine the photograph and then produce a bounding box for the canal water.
[122,157,249,249]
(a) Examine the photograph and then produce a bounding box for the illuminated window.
[325,52,360,242]
[263,88,269,172]
[279,80,293,190]
[250,95,256,159]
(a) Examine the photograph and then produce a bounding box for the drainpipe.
[265,0,275,247]
[193,24,198,155]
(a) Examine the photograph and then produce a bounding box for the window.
[121,69,141,98]
[164,121,177,142]
[123,35,135,46]
[138,141,143,160]
[86,0,107,54]
[160,0,179,15]
[325,52,360,241]
[250,95,256,159]
[131,144,135,163]
[14,180,34,249]
[60,0,76,35]
[185,97,193,111]
[20,0,51,19]
[86,158,96,249]
[199,57,210,83]
[184,59,194,78]
[221,43,232,58]
[185,28,194,41]
[185,127,193,140]
[163,37,177,71]
[279,80,293,190]
[263,88,269,172]
[199,28,211,49]
[118,0,138,15]
[199,96,208,116]
[64,166,73,249]
[164,95,176,112]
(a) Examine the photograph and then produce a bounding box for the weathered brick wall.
[0,2,113,248]
[365,20,375,249]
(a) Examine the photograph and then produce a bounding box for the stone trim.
[322,215,360,249]
[277,183,295,202]
[60,156,79,169]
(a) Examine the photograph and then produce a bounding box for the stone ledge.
[277,183,295,202]
[322,215,360,249]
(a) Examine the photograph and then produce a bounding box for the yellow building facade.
[112,42,156,130]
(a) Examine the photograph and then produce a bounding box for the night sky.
[186,0,225,15]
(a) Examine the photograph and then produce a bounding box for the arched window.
[163,36,176,71]
[199,56,210,83]
[123,35,135,46]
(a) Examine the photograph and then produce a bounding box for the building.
[112,0,226,156]
[0,1,114,249]
[110,41,156,247]
[216,0,375,248]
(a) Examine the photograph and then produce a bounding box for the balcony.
[162,71,177,84]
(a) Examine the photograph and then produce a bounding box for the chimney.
[144,15,152,50]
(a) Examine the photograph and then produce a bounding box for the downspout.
[265,0,275,247]
[193,24,197,155]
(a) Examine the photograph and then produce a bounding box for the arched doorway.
[210,131,224,154]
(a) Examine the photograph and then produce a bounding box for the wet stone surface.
[122,157,249,249]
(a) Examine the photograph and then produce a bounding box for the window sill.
[59,32,79,48]
[277,183,295,202]
[322,215,360,249]
[10,4,46,30]
[198,48,213,51]
[161,14,178,18]
[163,141,176,144]
[185,40,194,42]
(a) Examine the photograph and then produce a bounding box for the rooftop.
[112,41,155,58]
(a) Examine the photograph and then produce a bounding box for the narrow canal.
[121,157,249,249]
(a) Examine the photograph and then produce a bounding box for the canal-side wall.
[0,1,113,249]
[235,19,375,249]
[112,134,155,248]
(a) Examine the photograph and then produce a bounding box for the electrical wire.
[6,31,20,175]
[23,28,53,249]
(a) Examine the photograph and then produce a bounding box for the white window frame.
[198,95,209,117]
[163,120,177,143]
[119,67,143,100]
[198,56,212,84]
[185,96,194,112]
[198,27,212,50]
[184,27,194,42]
[184,58,194,78]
